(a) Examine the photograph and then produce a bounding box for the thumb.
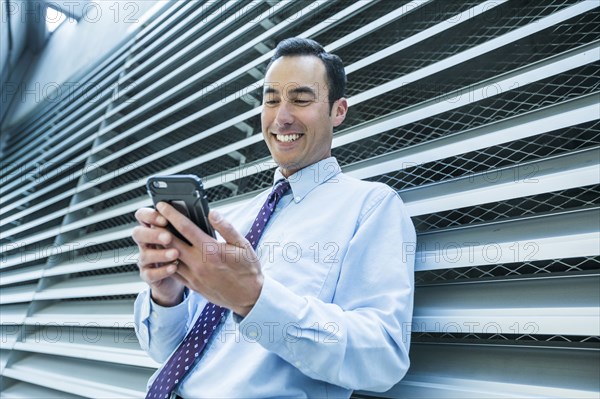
[209,210,249,248]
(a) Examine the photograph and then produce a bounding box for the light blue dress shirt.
[134,157,416,398]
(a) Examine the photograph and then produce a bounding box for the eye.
[293,99,312,106]
[264,99,280,106]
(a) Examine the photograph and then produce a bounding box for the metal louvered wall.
[1,0,599,397]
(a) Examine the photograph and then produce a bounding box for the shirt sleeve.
[238,189,416,392]
[134,287,193,363]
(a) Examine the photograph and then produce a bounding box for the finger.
[157,202,210,246]
[135,207,168,227]
[132,225,173,247]
[137,247,179,267]
[139,262,178,284]
[209,210,249,248]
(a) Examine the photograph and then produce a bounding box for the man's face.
[261,55,347,177]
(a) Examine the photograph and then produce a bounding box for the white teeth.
[276,134,301,142]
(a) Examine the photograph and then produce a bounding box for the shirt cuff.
[238,275,307,347]
[148,287,190,329]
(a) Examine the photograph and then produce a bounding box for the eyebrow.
[263,85,317,97]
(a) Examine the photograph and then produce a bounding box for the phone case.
[146,175,215,242]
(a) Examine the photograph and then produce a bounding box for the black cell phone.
[146,175,215,244]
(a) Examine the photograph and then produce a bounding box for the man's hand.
[132,208,186,307]
[153,202,264,317]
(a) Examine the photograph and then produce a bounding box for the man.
[132,37,415,398]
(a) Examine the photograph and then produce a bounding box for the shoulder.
[326,173,405,219]
[334,173,400,201]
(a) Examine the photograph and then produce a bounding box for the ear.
[332,97,348,127]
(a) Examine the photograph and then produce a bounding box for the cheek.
[261,109,275,129]
[260,114,268,132]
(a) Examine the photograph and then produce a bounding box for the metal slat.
[0,1,216,196]
[5,127,597,253]
[350,1,599,107]
[7,108,590,263]
[0,1,320,209]
[2,354,150,397]
[413,274,600,336]
[402,147,600,216]
[0,1,340,213]
[0,82,118,190]
[0,37,133,169]
[0,4,153,176]
[33,272,145,300]
[0,285,37,306]
[111,0,267,122]
[390,344,600,398]
[0,264,45,286]
[6,0,188,158]
[0,381,84,398]
[1,1,598,398]
[343,93,599,181]
[0,351,9,374]
[14,326,158,368]
[0,304,29,325]
[128,0,200,54]
[24,299,135,327]
[41,249,138,278]
[0,1,420,225]
[338,42,599,149]
[416,208,600,271]
[117,0,259,86]
[2,225,134,269]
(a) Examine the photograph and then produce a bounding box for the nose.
[275,101,294,128]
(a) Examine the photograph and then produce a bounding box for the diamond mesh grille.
[412,331,600,347]
[73,264,138,278]
[416,256,600,284]
[337,62,600,166]
[108,1,332,135]
[78,238,135,257]
[3,214,64,243]
[125,1,239,78]
[98,186,147,210]
[5,150,89,211]
[205,168,273,203]
[370,119,600,190]
[353,0,584,92]
[84,213,136,234]
[61,294,137,302]
[413,184,600,232]
[312,0,410,47]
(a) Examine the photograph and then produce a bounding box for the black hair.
[266,37,346,111]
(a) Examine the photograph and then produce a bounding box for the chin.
[276,161,304,175]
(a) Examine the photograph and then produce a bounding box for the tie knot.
[268,180,291,205]
[273,179,291,195]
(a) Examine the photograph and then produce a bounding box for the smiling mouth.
[274,133,302,142]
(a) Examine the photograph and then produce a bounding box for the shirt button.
[295,196,301,202]
[248,331,258,338]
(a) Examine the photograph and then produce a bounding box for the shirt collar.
[273,157,342,203]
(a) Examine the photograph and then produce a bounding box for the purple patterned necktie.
[146,180,291,399]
